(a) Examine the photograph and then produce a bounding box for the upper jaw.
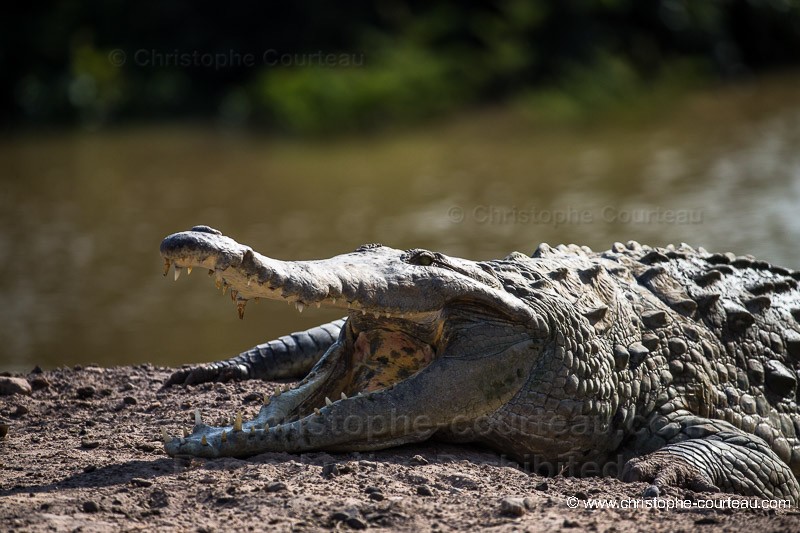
[160,227,544,328]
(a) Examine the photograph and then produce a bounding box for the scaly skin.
[160,226,800,503]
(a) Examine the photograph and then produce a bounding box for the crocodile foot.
[622,436,800,502]
[622,450,720,497]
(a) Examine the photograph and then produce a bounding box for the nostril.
[190,225,223,235]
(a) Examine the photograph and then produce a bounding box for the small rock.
[416,485,434,497]
[364,486,381,494]
[121,382,135,391]
[11,405,29,417]
[535,481,549,492]
[410,454,429,465]
[346,516,368,529]
[137,443,156,453]
[695,517,719,525]
[80,438,100,449]
[76,386,95,399]
[0,421,8,439]
[368,492,385,501]
[500,497,527,517]
[82,500,100,513]
[83,465,97,473]
[29,377,50,390]
[123,396,137,405]
[30,365,43,374]
[574,490,589,500]
[0,377,32,396]
[563,519,580,528]
[242,392,262,403]
[266,482,287,493]
[131,478,153,487]
[149,489,170,509]
[322,462,354,478]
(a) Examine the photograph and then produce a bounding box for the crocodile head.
[159,226,549,457]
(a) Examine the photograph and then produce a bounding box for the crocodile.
[159,225,800,503]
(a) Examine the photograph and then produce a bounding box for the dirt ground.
[1,366,799,532]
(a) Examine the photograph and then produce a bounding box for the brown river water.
[2,74,800,372]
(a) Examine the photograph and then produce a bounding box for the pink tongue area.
[349,330,434,393]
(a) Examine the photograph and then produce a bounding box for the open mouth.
[158,227,540,457]
[159,229,450,454]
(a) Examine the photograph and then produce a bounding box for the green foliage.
[253,45,465,134]
[3,0,800,131]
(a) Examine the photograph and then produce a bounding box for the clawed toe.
[623,453,720,496]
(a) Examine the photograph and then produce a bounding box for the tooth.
[234,412,243,432]
[275,386,282,397]
[249,427,255,436]
[161,427,170,443]
[201,435,208,446]
[237,301,247,320]
[315,302,321,308]
[295,302,305,313]
[222,284,228,295]
[263,394,271,406]
[182,427,189,437]
[187,267,193,275]
[221,430,227,442]
[230,289,238,302]
[247,278,252,287]
[163,259,171,277]
[208,269,214,276]
[314,408,321,416]
[215,277,223,290]
[341,392,347,400]
[362,310,366,315]
[374,312,380,319]
[174,267,182,281]
[325,397,333,406]
[195,409,202,426]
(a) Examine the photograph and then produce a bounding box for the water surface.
[2,75,800,372]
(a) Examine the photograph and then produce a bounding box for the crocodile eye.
[417,254,434,266]
[403,249,436,266]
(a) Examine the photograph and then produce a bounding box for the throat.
[349,329,435,393]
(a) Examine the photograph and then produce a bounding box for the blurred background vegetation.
[3,1,800,371]
[3,0,800,133]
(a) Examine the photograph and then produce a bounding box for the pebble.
[331,507,367,530]
[29,377,50,390]
[266,482,287,492]
[242,392,262,403]
[149,489,170,509]
[82,500,100,513]
[410,454,429,465]
[83,465,97,473]
[131,478,153,487]
[12,405,29,417]
[81,438,100,449]
[368,492,385,501]
[416,485,434,497]
[0,377,32,396]
[123,396,137,405]
[0,421,8,439]
[499,496,534,516]
[535,481,549,491]
[76,386,96,399]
